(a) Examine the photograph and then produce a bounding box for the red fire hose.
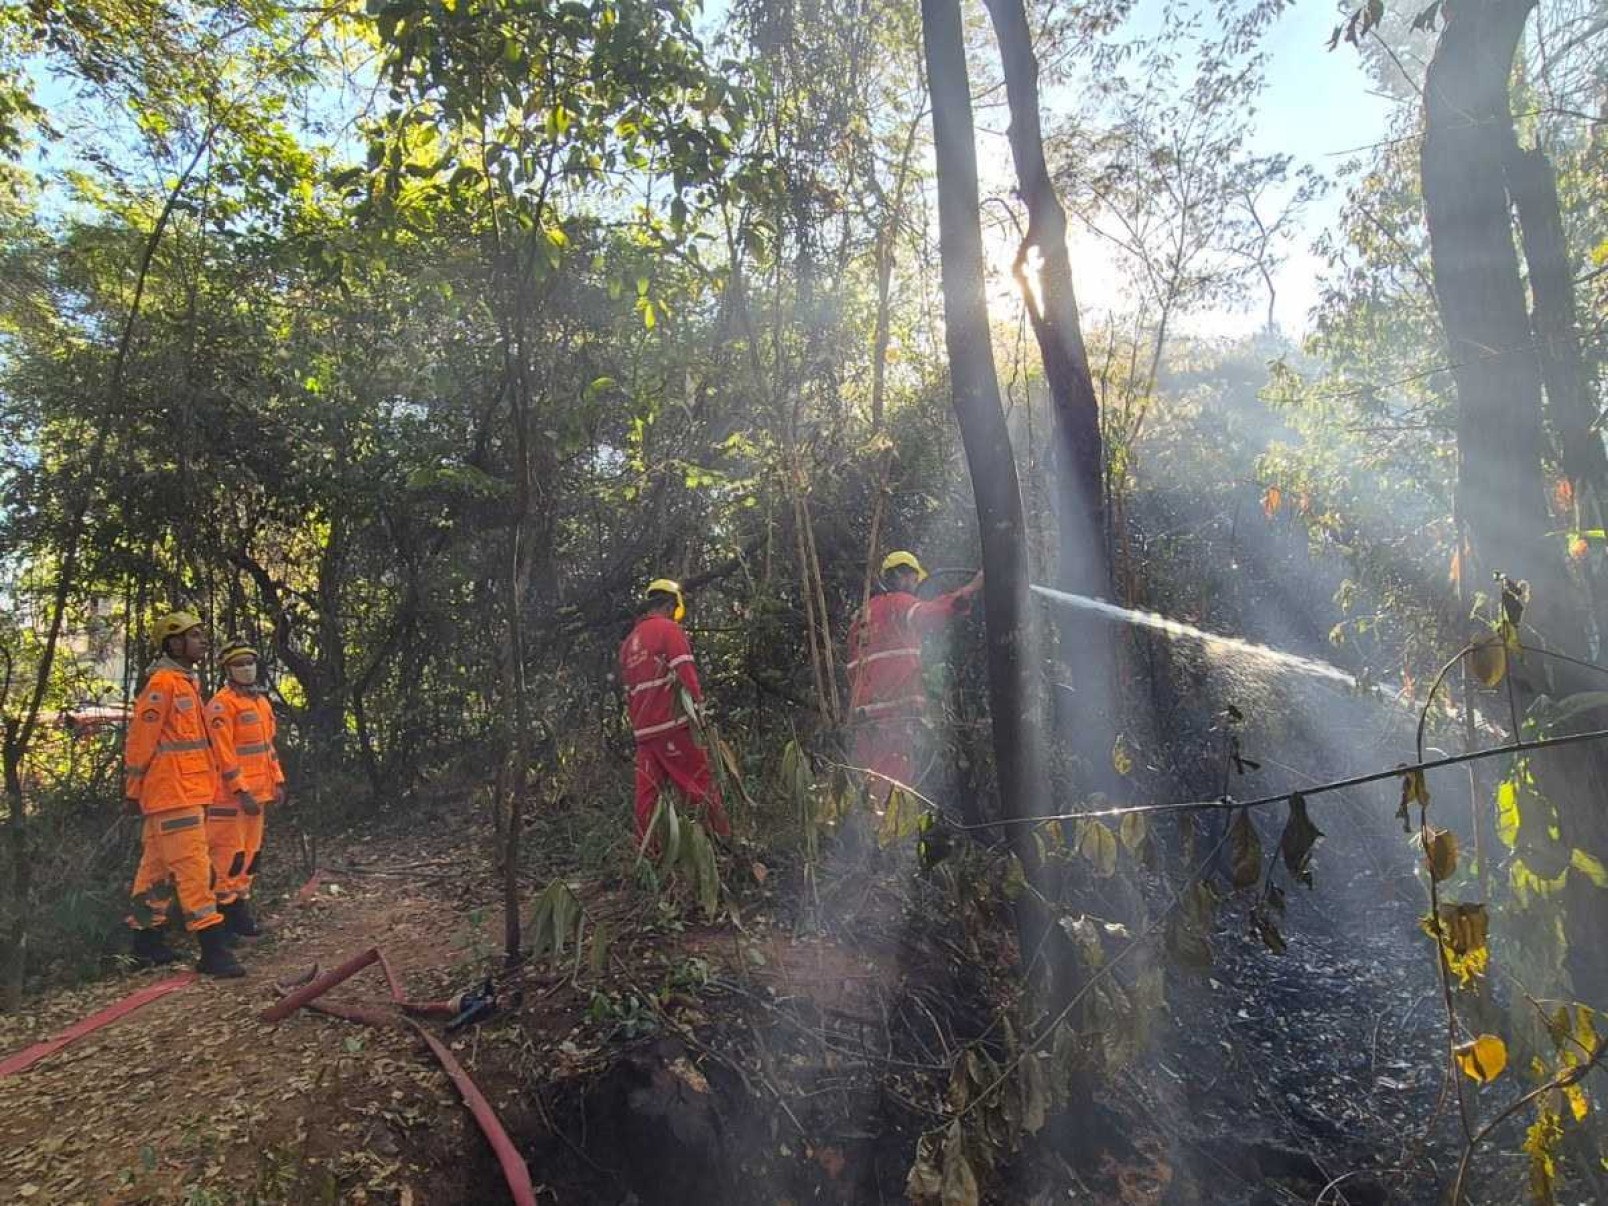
[264,946,537,1206]
[0,972,196,1079]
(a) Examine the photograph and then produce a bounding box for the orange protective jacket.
[619,614,704,743]
[846,588,974,722]
[123,659,220,814]
[206,685,284,803]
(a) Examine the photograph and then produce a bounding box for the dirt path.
[0,816,1524,1206]
[0,840,479,1204]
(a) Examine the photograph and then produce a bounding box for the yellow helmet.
[219,638,259,666]
[645,577,686,623]
[880,550,928,584]
[150,611,204,650]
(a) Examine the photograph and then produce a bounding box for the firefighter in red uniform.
[619,578,732,842]
[846,552,982,805]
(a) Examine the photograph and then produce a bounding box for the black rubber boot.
[130,927,179,967]
[223,899,261,938]
[196,923,246,978]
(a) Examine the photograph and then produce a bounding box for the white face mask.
[228,662,257,686]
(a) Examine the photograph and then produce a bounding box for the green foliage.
[637,798,721,920]
[527,878,586,963]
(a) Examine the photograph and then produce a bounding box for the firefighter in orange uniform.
[123,612,245,977]
[619,578,732,843]
[206,639,285,939]
[846,552,982,806]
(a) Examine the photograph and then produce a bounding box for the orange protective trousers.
[127,807,222,932]
[206,805,266,904]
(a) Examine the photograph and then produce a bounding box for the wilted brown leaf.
[1228,809,1263,890]
[1425,827,1459,882]
[1278,793,1323,887]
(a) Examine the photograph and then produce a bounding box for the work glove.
[237,789,262,817]
[273,786,287,807]
[123,797,142,817]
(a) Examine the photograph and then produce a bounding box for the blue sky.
[20,0,1397,340]
[971,0,1400,338]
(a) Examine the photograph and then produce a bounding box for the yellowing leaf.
[1426,902,1490,984]
[1425,827,1459,882]
[1570,847,1608,887]
[1577,1005,1599,1052]
[1455,1033,1508,1083]
[1111,735,1134,776]
[1564,1081,1590,1122]
[1469,633,1507,687]
[1524,1107,1563,1205]
[1496,777,1521,848]
[1075,820,1118,878]
[878,788,920,848]
[1119,810,1148,853]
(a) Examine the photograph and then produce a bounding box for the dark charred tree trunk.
[980,0,1105,599]
[1422,0,1558,623]
[981,0,1120,797]
[920,0,1045,872]
[1422,0,1608,1005]
[1504,143,1608,530]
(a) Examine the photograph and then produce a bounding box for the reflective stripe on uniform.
[184,903,218,922]
[236,742,272,755]
[627,674,676,696]
[207,806,240,819]
[859,695,928,717]
[667,654,694,669]
[126,766,147,778]
[221,767,242,780]
[633,716,689,740]
[845,646,923,672]
[158,813,203,832]
[157,738,211,753]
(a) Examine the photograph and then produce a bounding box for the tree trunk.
[981,0,1121,797]
[920,0,1044,851]
[1504,142,1608,541]
[980,0,1105,598]
[1422,0,1608,1005]
[2,720,29,1011]
[1422,0,1560,630]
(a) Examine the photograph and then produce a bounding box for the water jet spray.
[1027,583,1358,687]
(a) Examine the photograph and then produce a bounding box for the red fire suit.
[619,614,731,841]
[846,587,974,804]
